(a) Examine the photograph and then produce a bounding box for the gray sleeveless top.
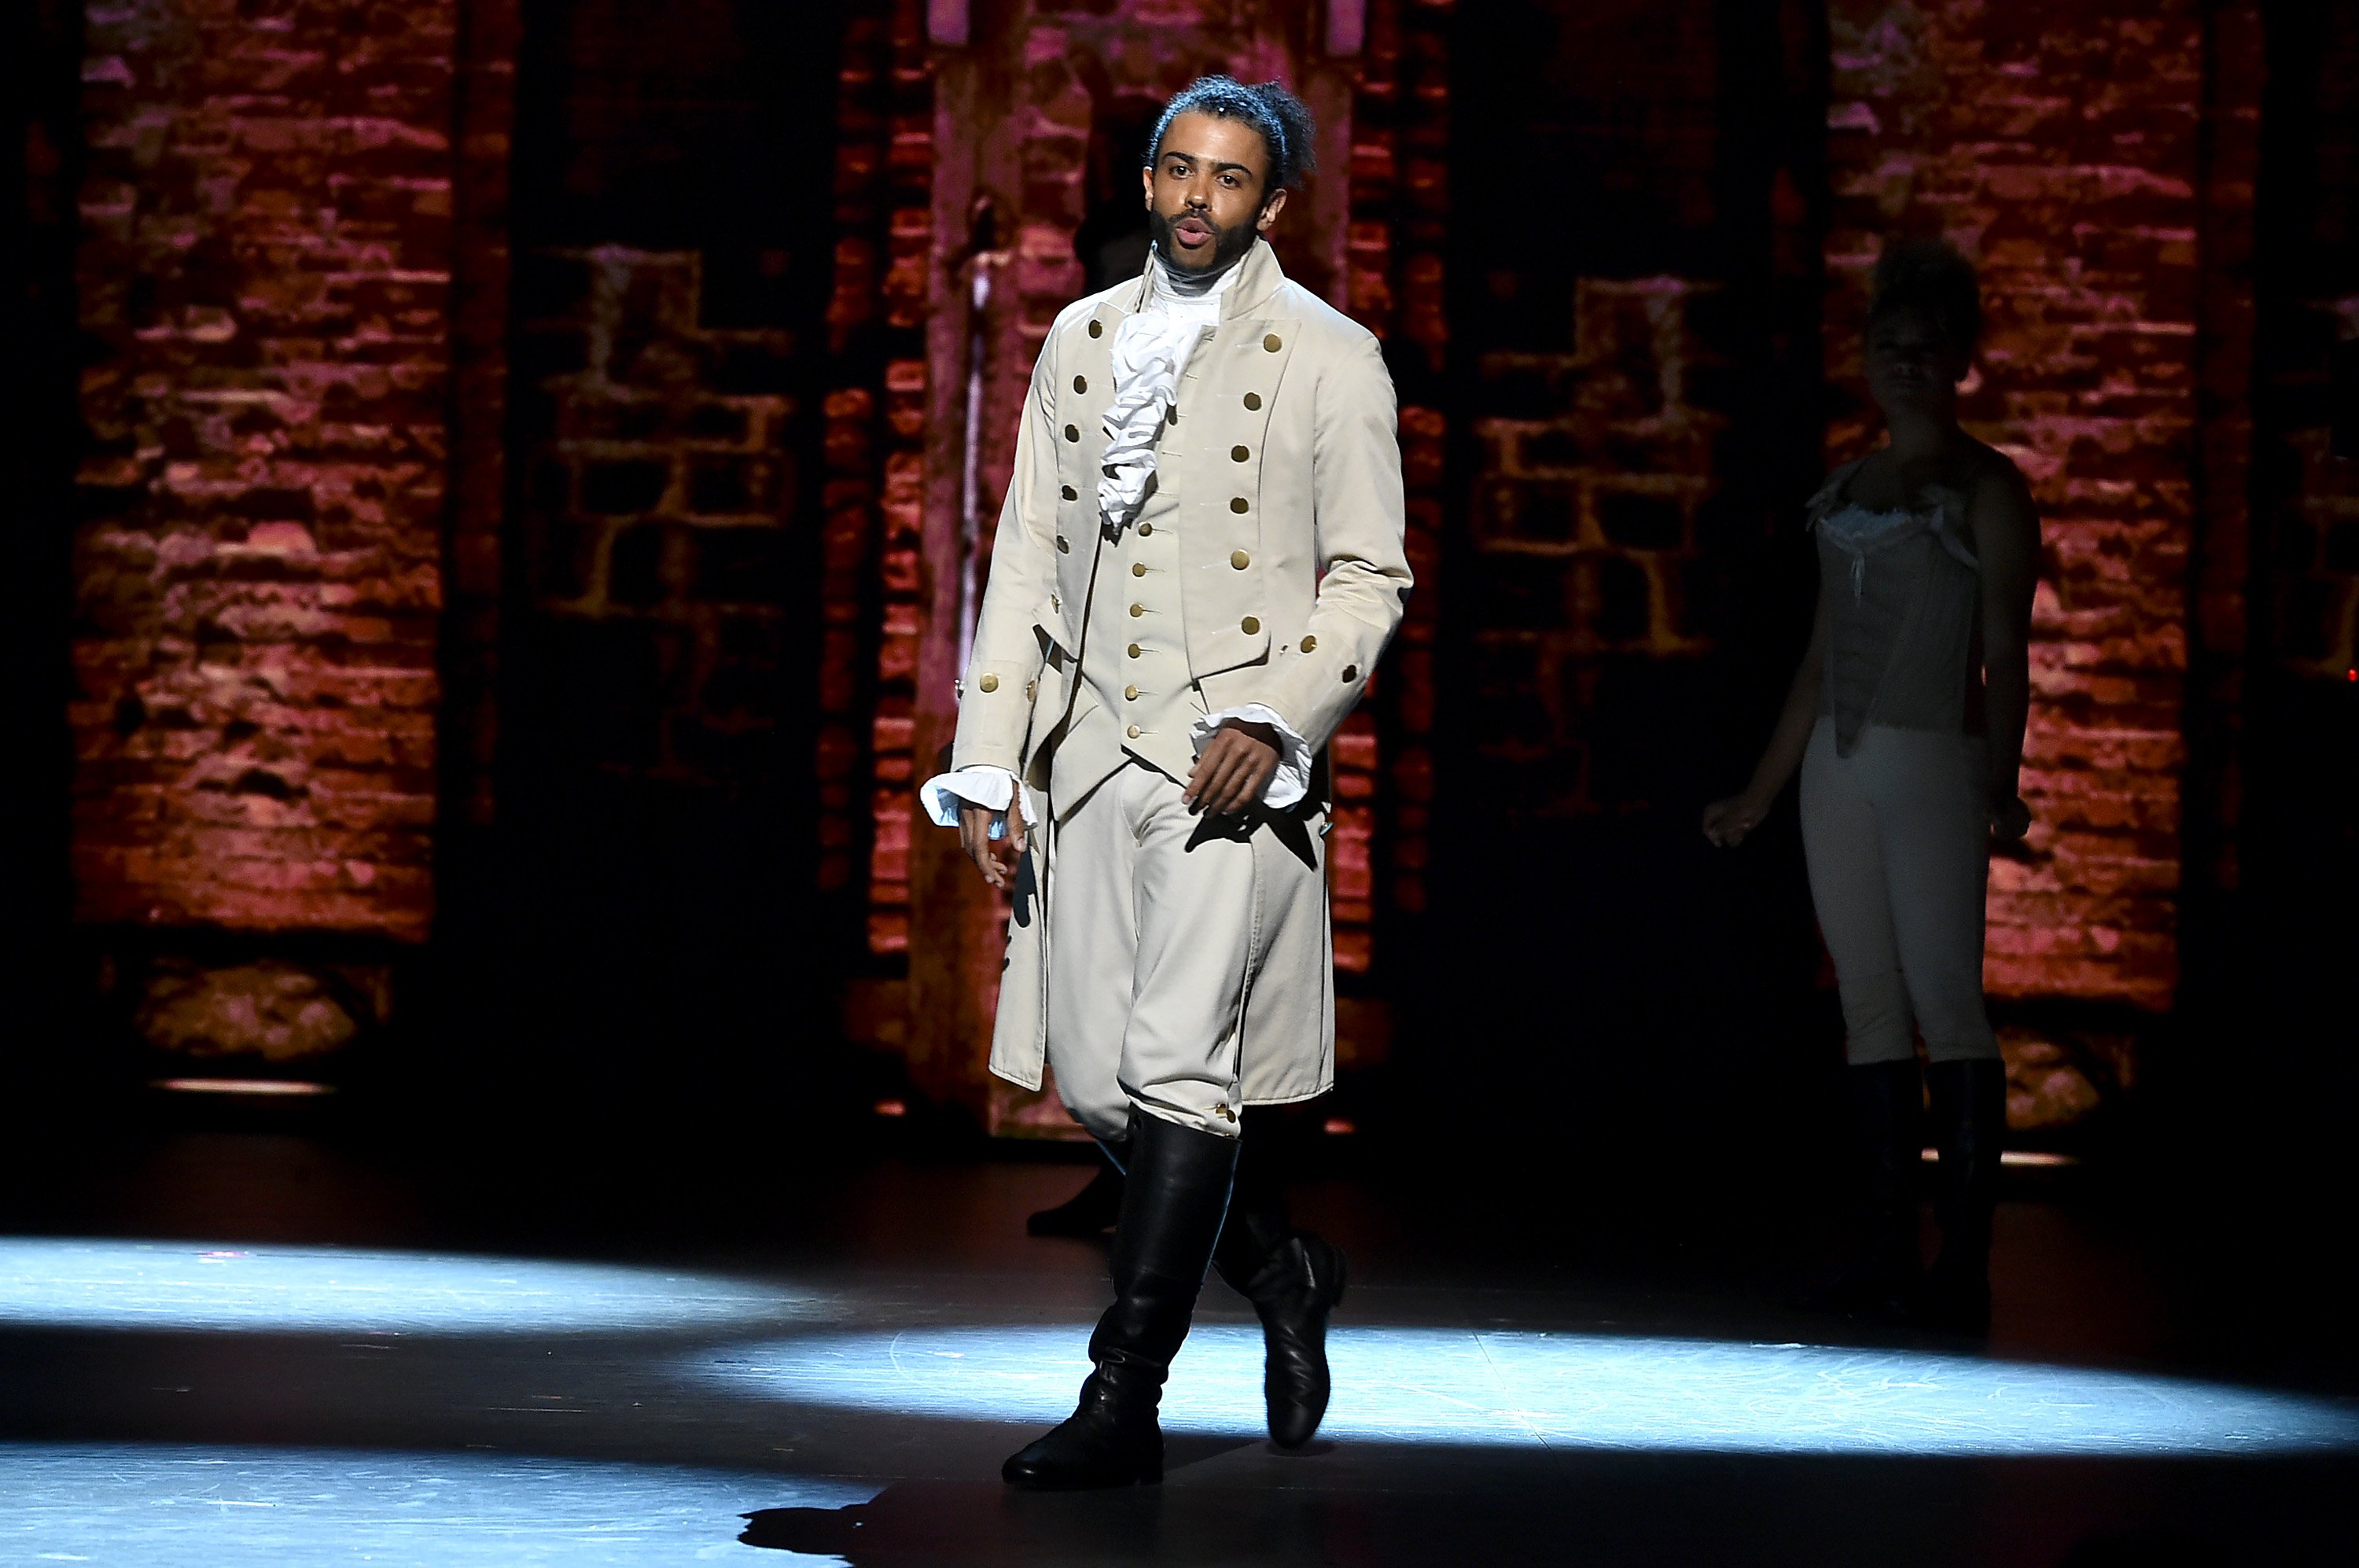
[1806,459,1983,756]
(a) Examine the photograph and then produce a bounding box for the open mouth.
[1173,217,1214,246]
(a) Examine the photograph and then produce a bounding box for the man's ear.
[1257,186,1289,234]
[1141,164,1155,208]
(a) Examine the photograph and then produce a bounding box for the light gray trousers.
[1799,717,2002,1066]
[1046,761,1327,1143]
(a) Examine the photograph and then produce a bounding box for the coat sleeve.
[949,329,1065,775]
[1256,334,1412,752]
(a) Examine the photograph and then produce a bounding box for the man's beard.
[1146,205,1259,275]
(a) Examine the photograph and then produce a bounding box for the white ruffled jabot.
[1095,251,1242,534]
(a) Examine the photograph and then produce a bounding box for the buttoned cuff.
[919,766,1039,830]
[1190,705,1313,810]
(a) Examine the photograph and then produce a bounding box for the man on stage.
[918,75,1411,1489]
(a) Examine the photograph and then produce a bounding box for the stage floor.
[1,1129,2352,1566]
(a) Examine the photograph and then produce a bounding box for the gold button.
[1243,392,1263,410]
[1132,561,1146,577]
[1242,616,1260,635]
[1025,680,1036,699]
[1062,484,1077,500]
[1129,603,1144,617]
[1088,318,1103,338]
[1073,374,1087,394]
[1064,424,1079,442]
[1300,634,1318,653]
[1230,497,1249,514]
[1127,642,1142,658]
[1127,724,1141,739]
[1166,407,1179,425]
[1124,684,1140,701]
[1051,594,1060,610]
[1231,550,1249,569]
[1231,445,1249,462]
[978,674,999,693]
[1058,536,1070,552]
[1342,664,1359,682]
[1264,333,1283,352]
[1137,522,1153,536]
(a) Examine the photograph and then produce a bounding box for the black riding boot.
[1213,1113,1347,1449]
[1923,1057,2006,1334]
[1806,1059,1923,1320]
[1003,1109,1237,1489]
[1028,1142,1128,1238]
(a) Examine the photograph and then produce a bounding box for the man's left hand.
[1184,720,1280,815]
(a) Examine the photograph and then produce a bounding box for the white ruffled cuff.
[1189,705,1314,810]
[918,765,1038,832]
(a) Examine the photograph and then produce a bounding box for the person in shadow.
[1703,238,2039,1334]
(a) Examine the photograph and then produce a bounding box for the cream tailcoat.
[949,241,1411,1101]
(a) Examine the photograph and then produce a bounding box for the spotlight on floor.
[149,1077,337,1097]
[0,1239,821,1336]
[0,1442,870,1560]
[697,1325,2359,1457]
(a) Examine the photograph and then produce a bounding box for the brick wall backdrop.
[1824,0,2206,1019]
[506,247,800,785]
[69,0,456,946]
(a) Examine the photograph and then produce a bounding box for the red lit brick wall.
[1344,0,1451,949]
[1824,0,2205,1012]
[70,0,456,940]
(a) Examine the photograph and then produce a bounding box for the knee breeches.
[1799,718,2000,1066]
[1044,762,1327,1143]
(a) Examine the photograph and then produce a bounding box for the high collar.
[1128,237,1286,322]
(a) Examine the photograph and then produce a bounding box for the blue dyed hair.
[1145,75,1317,198]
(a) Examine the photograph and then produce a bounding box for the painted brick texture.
[69,0,455,939]
[1471,278,1729,813]
[508,247,801,785]
[1825,0,2203,1011]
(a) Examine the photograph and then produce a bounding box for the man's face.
[1141,109,1288,274]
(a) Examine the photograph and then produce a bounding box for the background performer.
[1704,239,2039,1336]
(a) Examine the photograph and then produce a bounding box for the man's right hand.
[958,799,1027,890]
